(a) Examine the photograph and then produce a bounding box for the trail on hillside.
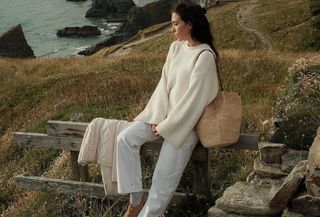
[236,1,272,51]
[108,26,170,57]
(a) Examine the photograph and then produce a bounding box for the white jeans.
[116,121,199,217]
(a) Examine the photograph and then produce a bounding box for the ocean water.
[0,0,121,57]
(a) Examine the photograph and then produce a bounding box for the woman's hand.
[150,124,160,137]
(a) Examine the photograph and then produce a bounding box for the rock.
[246,171,258,182]
[57,26,101,37]
[281,209,305,217]
[269,161,307,210]
[85,0,135,18]
[0,24,35,58]
[254,158,288,178]
[290,193,320,216]
[306,127,320,196]
[78,0,175,55]
[258,142,286,164]
[128,0,175,31]
[78,33,131,56]
[208,206,273,217]
[66,0,87,2]
[215,178,283,216]
[281,149,308,173]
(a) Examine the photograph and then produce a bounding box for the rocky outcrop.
[209,132,320,217]
[85,0,135,18]
[78,33,130,55]
[0,24,35,58]
[281,209,304,217]
[215,178,283,216]
[66,0,87,2]
[127,0,175,31]
[269,161,307,210]
[57,26,101,37]
[281,149,309,173]
[253,158,288,178]
[78,0,175,55]
[258,142,285,164]
[291,193,320,216]
[306,127,320,196]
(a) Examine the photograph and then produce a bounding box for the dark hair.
[171,2,219,59]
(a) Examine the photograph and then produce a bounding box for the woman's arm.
[156,51,219,148]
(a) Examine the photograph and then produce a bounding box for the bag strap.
[196,49,224,91]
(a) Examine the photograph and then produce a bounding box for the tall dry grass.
[1,0,320,216]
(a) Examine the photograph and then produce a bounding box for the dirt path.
[236,1,272,51]
[108,26,170,57]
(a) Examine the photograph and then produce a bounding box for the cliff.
[85,0,135,18]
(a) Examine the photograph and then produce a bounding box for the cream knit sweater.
[134,40,219,148]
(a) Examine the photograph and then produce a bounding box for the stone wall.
[208,127,320,217]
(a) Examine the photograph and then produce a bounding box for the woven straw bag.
[195,50,242,148]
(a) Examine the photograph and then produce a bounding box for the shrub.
[271,56,320,150]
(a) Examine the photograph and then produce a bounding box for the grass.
[0,0,320,216]
[207,1,262,50]
[251,0,320,51]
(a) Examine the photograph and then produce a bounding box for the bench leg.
[70,151,90,182]
[192,146,211,198]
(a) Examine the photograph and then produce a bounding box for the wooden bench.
[13,120,259,201]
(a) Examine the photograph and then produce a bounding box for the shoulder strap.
[196,49,223,91]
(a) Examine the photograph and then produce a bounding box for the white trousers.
[116,121,199,217]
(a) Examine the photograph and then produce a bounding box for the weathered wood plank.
[16,175,106,198]
[225,133,260,150]
[47,120,88,138]
[13,132,82,151]
[12,133,208,161]
[15,175,200,201]
[13,132,259,152]
[46,120,259,150]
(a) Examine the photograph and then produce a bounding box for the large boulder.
[127,0,176,31]
[290,193,320,216]
[281,209,304,217]
[258,142,286,164]
[78,33,131,56]
[85,0,135,18]
[306,127,320,196]
[215,178,283,216]
[57,26,101,37]
[0,24,35,58]
[253,158,287,179]
[269,161,307,210]
[281,149,308,173]
[208,206,272,217]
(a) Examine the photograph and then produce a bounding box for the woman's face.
[171,12,192,41]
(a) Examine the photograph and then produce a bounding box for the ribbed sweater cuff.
[156,125,184,148]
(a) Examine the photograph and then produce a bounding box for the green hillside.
[0,0,319,216]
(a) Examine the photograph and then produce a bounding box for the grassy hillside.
[0,0,319,216]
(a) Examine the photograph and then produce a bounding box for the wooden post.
[192,143,210,197]
[69,113,90,182]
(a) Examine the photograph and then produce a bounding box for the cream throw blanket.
[78,118,132,195]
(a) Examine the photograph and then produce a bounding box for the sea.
[0,0,122,57]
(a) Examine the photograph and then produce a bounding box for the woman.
[117,2,219,217]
